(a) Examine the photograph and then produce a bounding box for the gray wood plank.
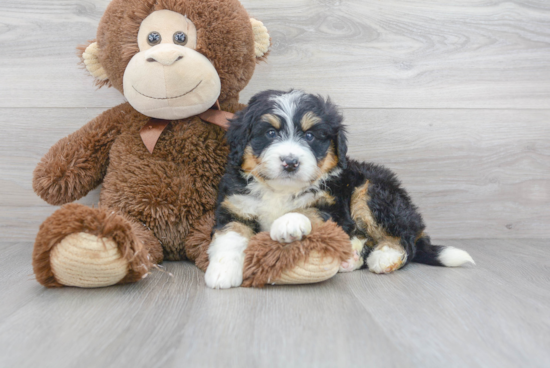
[344,108,550,239]
[1,0,550,108]
[0,242,47,321]
[0,239,549,368]
[2,1,550,367]
[0,107,104,207]
[3,107,548,240]
[343,239,550,367]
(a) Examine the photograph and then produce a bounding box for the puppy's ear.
[226,110,251,168]
[335,126,348,169]
[226,91,277,168]
[324,96,348,169]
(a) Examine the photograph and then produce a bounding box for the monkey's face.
[123,10,221,120]
[83,0,270,119]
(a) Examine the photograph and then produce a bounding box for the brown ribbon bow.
[139,101,235,154]
[199,100,235,131]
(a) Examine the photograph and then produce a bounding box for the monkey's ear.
[78,41,109,85]
[250,18,270,59]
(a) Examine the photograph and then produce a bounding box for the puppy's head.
[227,90,347,192]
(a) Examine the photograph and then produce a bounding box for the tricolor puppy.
[205,90,474,289]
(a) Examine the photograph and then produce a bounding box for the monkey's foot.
[274,250,340,285]
[241,220,352,287]
[50,232,129,288]
[33,204,156,288]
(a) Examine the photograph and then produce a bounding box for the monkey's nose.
[280,156,300,172]
[146,49,184,66]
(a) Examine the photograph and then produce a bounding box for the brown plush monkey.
[32,0,351,288]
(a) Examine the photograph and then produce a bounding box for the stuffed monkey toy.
[32,0,352,288]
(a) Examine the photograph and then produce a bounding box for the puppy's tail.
[413,235,475,267]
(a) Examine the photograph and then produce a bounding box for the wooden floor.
[1,0,550,367]
[1,239,549,367]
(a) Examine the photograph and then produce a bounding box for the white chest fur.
[225,181,319,231]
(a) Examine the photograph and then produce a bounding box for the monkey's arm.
[33,104,126,205]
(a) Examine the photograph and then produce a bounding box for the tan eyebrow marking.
[301,111,322,131]
[261,114,281,129]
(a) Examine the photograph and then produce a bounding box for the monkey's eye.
[304,132,315,142]
[266,129,278,139]
[173,31,188,45]
[147,32,162,46]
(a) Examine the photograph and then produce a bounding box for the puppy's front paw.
[205,231,248,289]
[205,256,243,289]
[339,250,362,273]
[270,213,312,243]
[366,245,406,274]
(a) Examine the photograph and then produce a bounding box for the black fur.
[215,90,453,270]
[320,160,432,268]
[227,90,347,169]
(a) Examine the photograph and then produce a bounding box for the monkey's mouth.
[132,80,202,100]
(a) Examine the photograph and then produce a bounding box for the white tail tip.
[438,246,475,267]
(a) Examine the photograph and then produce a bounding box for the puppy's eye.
[173,31,187,45]
[266,129,278,139]
[304,132,315,142]
[147,32,162,46]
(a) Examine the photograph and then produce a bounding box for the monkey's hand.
[33,104,126,205]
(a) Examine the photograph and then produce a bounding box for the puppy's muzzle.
[280,156,300,172]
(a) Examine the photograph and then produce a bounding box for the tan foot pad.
[50,232,129,288]
[241,220,352,288]
[274,251,340,285]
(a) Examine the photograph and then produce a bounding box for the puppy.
[205,90,474,289]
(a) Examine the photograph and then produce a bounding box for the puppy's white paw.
[366,245,406,274]
[270,213,312,243]
[205,256,243,289]
[205,231,248,289]
[339,237,366,273]
[339,250,362,273]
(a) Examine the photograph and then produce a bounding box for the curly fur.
[33,0,263,287]
[241,221,352,288]
[33,203,163,287]
[214,89,475,278]
[185,212,215,271]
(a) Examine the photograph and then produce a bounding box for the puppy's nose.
[280,156,300,172]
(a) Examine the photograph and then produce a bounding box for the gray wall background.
[1,0,549,241]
